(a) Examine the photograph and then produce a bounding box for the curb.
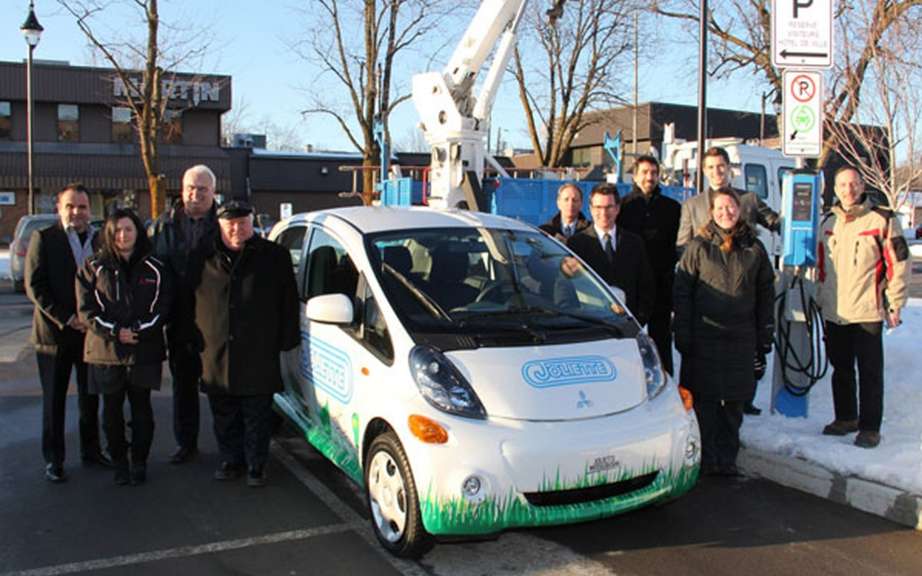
[739,447,922,530]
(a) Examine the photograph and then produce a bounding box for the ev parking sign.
[783,69,823,157]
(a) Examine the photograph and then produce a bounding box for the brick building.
[0,60,231,241]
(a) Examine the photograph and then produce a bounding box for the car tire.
[364,431,431,558]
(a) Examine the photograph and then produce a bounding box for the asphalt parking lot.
[1,269,921,576]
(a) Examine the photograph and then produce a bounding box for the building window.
[57,104,80,142]
[0,101,10,139]
[112,106,133,143]
[571,147,595,167]
[162,109,182,144]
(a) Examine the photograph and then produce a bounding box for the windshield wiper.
[382,262,451,321]
[549,309,625,337]
[455,309,547,343]
[475,305,625,338]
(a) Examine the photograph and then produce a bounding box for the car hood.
[445,339,646,421]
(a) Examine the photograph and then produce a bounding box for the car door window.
[275,224,308,297]
[352,278,394,363]
[745,163,769,199]
[305,227,358,300]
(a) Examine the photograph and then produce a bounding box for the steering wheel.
[474,281,516,305]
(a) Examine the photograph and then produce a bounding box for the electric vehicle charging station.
[771,169,828,417]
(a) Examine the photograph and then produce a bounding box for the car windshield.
[367,227,637,347]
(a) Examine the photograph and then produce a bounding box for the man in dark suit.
[568,183,655,326]
[619,155,681,375]
[25,183,108,482]
[538,183,590,241]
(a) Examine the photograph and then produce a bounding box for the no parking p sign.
[782,69,823,157]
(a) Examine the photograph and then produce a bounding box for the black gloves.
[754,352,767,381]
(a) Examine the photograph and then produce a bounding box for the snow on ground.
[0,249,9,280]
[742,298,922,495]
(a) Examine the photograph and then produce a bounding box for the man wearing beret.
[188,201,300,486]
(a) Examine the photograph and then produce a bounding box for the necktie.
[564,225,573,238]
[603,233,614,263]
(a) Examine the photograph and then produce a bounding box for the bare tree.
[826,13,922,211]
[512,0,635,168]
[58,0,212,218]
[293,0,449,205]
[652,0,922,167]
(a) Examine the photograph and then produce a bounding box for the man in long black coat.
[190,201,300,487]
[25,183,108,482]
[568,184,655,326]
[618,155,681,375]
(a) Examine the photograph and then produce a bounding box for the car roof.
[286,206,535,235]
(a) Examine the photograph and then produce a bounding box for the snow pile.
[742,298,922,495]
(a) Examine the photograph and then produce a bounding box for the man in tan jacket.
[816,167,910,448]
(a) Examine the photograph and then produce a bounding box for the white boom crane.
[413,0,559,209]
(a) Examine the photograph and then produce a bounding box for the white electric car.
[270,206,700,557]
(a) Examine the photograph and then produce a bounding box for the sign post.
[771,0,834,69]
[782,69,823,158]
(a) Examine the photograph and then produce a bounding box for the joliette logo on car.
[521,356,617,389]
[300,332,354,403]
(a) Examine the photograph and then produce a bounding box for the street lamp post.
[21,1,43,215]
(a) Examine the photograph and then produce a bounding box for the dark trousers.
[37,348,100,466]
[103,385,154,466]
[208,394,274,469]
[169,344,201,449]
[825,321,884,432]
[648,275,674,376]
[694,399,744,468]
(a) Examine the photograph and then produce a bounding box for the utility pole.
[696,0,708,192]
[632,10,639,156]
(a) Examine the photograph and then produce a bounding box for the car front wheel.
[364,431,431,558]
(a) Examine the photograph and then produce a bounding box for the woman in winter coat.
[673,187,774,476]
[77,209,171,486]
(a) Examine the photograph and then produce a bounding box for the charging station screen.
[792,183,813,222]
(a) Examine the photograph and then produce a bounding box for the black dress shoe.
[45,464,68,483]
[169,446,198,465]
[743,403,762,416]
[82,450,114,468]
[214,461,245,481]
[114,466,130,486]
[130,463,147,485]
[247,466,267,488]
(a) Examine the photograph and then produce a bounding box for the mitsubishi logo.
[577,390,593,409]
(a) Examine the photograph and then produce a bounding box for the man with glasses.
[567,184,655,326]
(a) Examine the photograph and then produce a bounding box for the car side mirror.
[306,293,354,325]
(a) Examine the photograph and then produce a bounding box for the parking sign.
[772,0,834,69]
[783,69,824,157]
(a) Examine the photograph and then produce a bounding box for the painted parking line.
[0,524,354,576]
[271,441,616,576]
[270,442,432,576]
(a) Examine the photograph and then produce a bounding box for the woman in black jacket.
[77,209,171,485]
[673,188,774,476]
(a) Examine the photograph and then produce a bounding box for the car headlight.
[637,331,666,399]
[409,345,487,420]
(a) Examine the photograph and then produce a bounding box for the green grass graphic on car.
[421,464,699,535]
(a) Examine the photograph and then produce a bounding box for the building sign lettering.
[113,77,221,106]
